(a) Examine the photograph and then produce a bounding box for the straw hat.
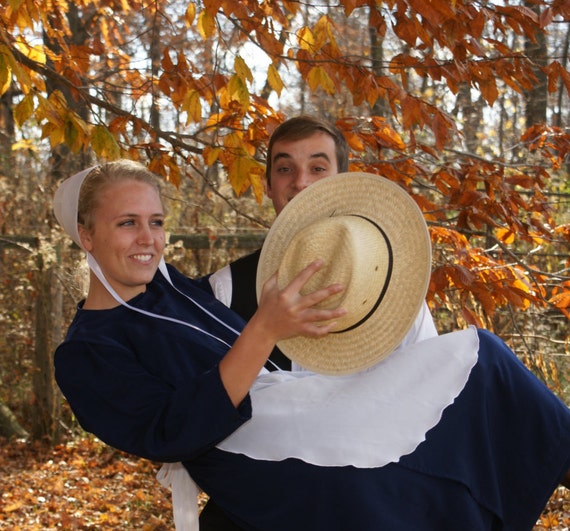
[256,172,431,375]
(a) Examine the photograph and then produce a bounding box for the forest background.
[0,0,569,528]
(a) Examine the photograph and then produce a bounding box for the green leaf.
[91,125,121,159]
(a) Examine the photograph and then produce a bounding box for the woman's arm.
[219,260,345,407]
[54,261,344,461]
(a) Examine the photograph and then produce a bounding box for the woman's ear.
[78,224,93,252]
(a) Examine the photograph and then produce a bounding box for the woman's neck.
[82,273,145,310]
[82,285,122,310]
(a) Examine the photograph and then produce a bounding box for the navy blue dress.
[54,264,570,530]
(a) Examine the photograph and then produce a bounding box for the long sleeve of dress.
[54,268,252,463]
[55,341,250,462]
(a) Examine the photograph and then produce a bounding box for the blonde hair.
[78,160,161,230]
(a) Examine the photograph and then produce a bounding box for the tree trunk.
[149,9,162,132]
[31,264,62,442]
[453,83,484,155]
[25,2,91,443]
[369,6,390,119]
[524,2,548,127]
[0,87,16,169]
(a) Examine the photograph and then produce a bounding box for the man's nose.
[293,170,311,191]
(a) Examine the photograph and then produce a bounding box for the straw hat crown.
[278,215,391,332]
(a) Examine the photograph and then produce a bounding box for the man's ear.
[78,224,93,252]
[265,178,272,199]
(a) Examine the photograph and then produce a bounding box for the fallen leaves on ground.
[537,486,570,531]
[0,435,568,530]
[0,436,177,530]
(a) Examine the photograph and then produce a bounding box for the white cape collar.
[218,327,478,467]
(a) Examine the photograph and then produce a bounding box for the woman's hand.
[219,260,345,407]
[255,259,346,345]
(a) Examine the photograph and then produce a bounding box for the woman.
[54,161,570,531]
[54,159,344,444]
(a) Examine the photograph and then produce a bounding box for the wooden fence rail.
[0,232,267,251]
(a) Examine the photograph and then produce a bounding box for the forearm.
[218,261,346,407]
[56,342,250,462]
[219,312,277,407]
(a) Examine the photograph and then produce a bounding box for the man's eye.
[152,219,164,227]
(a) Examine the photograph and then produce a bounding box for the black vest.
[229,249,292,371]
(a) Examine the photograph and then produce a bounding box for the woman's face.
[79,179,165,301]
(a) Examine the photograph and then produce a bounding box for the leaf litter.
[0,435,568,530]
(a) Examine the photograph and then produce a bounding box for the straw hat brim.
[256,172,432,375]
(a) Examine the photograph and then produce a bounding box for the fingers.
[295,306,346,338]
[284,259,328,295]
[255,259,346,343]
[272,259,346,317]
[302,280,344,309]
[261,260,340,306]
[285,259,344,308]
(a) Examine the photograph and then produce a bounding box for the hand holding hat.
[257,172,431,375]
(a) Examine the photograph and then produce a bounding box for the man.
[161,123,569,529]
[209,116,351,371]
[199,116,439,528]
[209,116,437,371]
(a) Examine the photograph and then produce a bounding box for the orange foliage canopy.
[0,0,569,324]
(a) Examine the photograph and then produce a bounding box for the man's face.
[267,131,339,216]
